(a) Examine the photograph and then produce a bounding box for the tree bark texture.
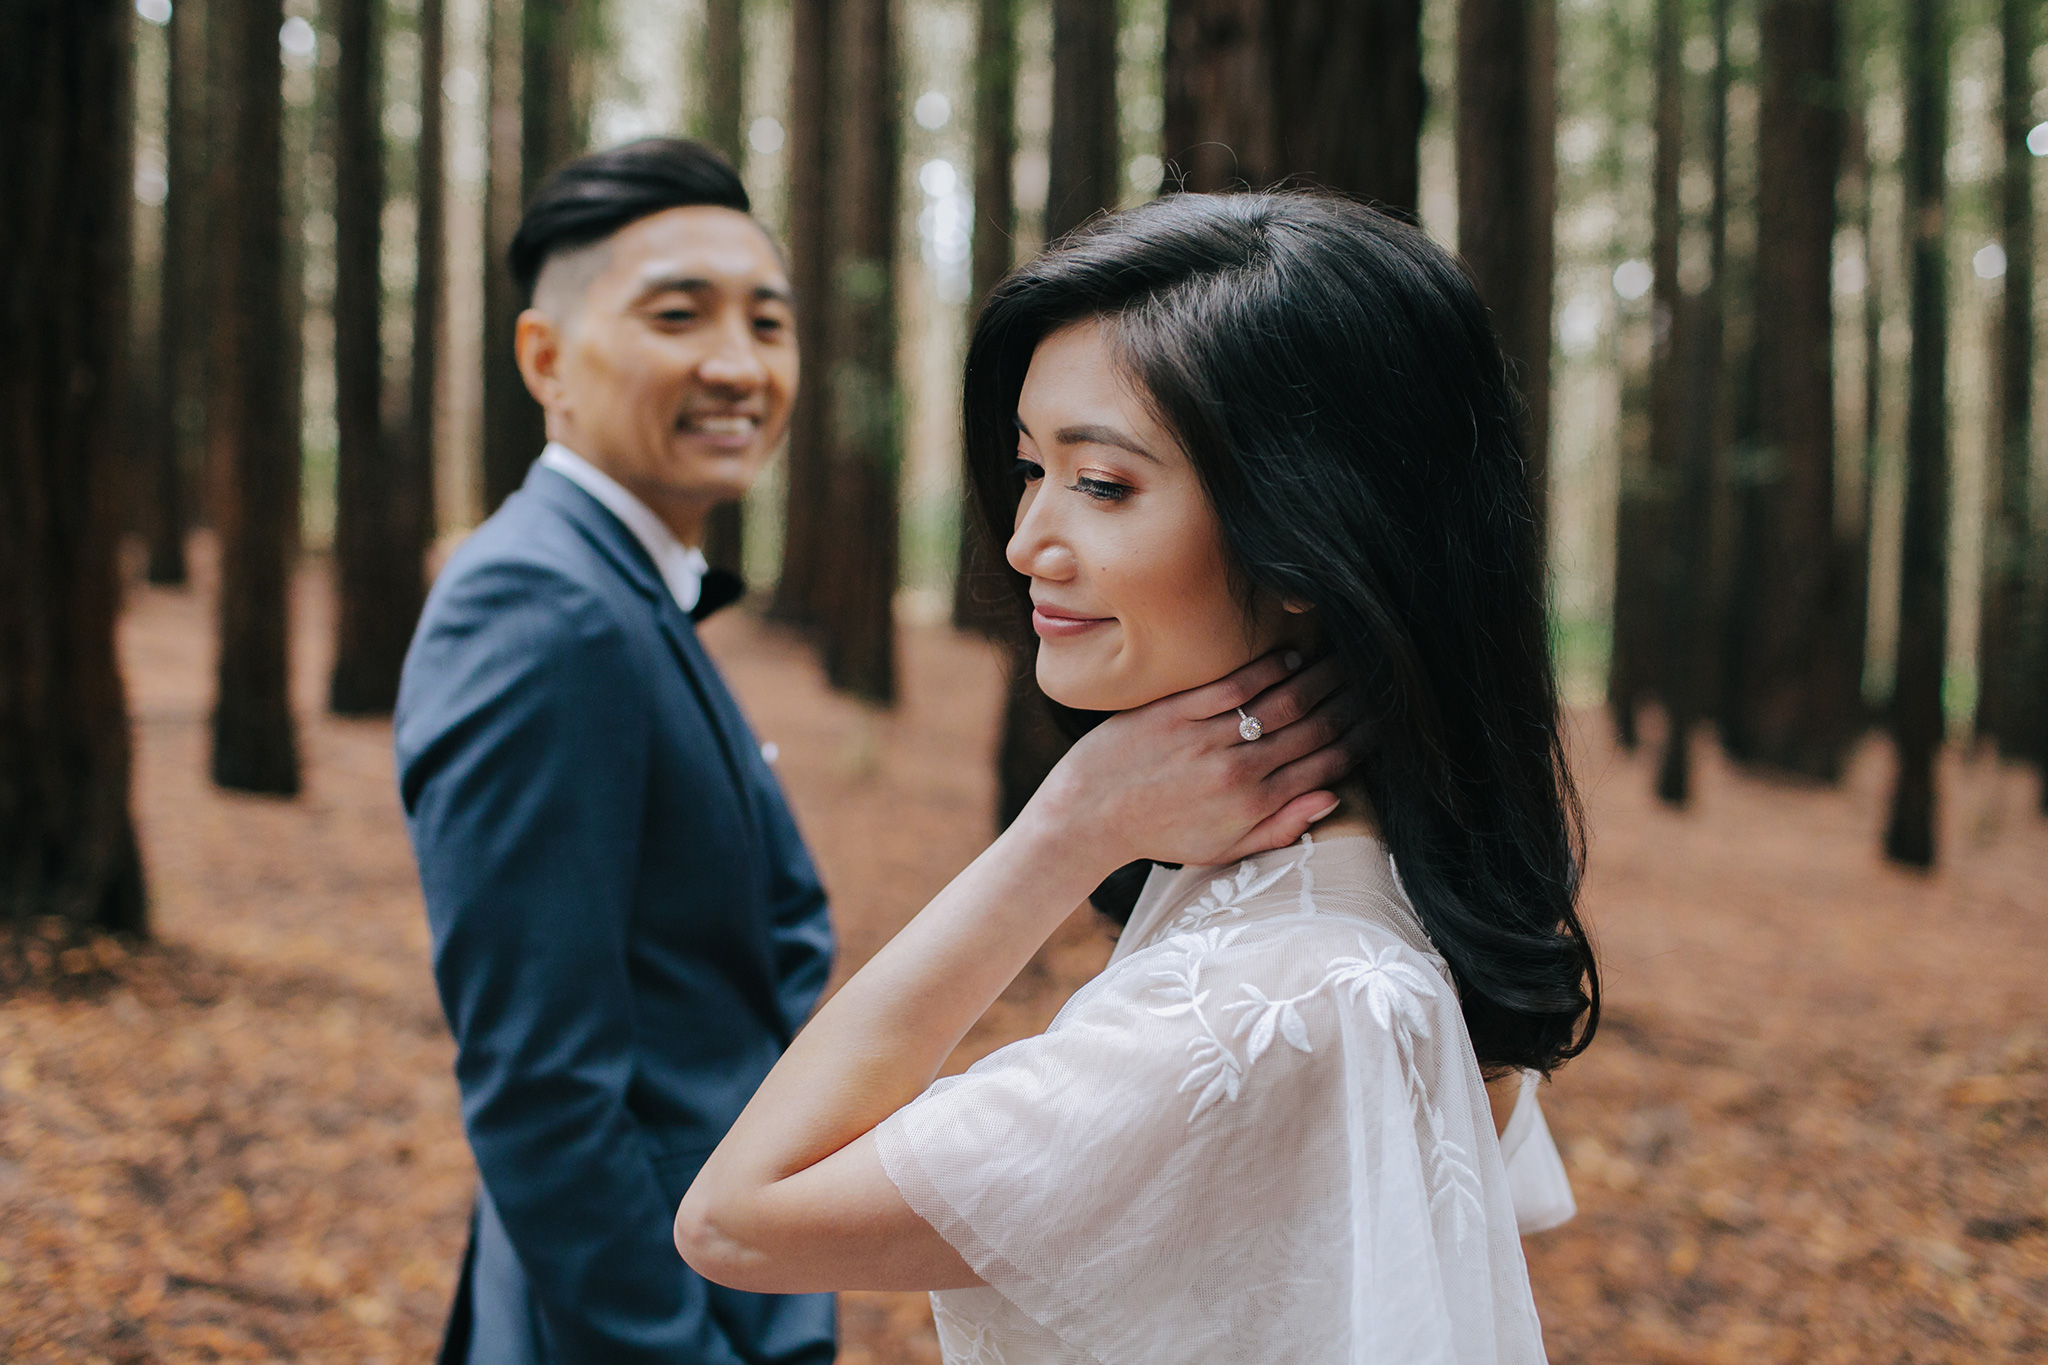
[815,0,900,702]
[953,0,1017,636]
[700,0,748,573]
[1608,0,1682,749]
[412,0,447,541]
[1457,0,1556,534]
[208,0,302,795]
[1885,0,1949,867]
[330,0,423,715]
[1977,0,2037,758]
[770,0,834,625]
[1655,0,1731,807]
[147,0,211,585]
[1162,0,1423,215]
[1045,0,1120,241]
[1718,0,1849,778]
[0,0,148,936]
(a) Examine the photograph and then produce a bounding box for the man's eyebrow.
[630,275,793,306]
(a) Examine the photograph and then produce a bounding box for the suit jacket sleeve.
[397,562,749,1365]
[762,790,834,1031]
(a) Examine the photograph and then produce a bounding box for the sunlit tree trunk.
[330,0,423,714]
[699,0,748,572]
[770,0,833,625]
[1885,0,1950,867]
[1608,0,1681,750]
[953,0,1016,636]
[1457,0,1556,530]
[1977,0,2037,758]
[814,0,899,702]
[1163,0,1422,214]
[146,0,210,586]
[209,0,301,795]
[0,0,149,939]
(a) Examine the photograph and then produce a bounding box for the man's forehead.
[604,206,788,294]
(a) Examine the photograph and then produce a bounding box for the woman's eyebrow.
[1054,423,1160,464]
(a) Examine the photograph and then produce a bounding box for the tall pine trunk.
[330,0,424,715]
[1609,0,1683,749]
[1456,0,1556,530]
[1721,0,1848,777]
[0,0,149,939]
[1977,0,2037,757]
[699,0,748,573]
[953,0,1017,636]
[770,0,833,625]
[146,0,210,586]
[1046,0,1120,240]
[1656,0,1732,807]
[1885,0,1950,867]
[210,0,302,795]
[814,0,900,701]
[1163,0,1422,214]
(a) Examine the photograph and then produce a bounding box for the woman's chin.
[1036,660,1175,714]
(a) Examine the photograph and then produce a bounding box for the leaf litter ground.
[2,554,2044,1363]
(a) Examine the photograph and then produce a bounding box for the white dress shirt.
[539,443,709,613]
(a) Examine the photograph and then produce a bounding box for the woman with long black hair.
[675,191,1597,1363]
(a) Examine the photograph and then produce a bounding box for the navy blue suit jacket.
[395,464,836,1364]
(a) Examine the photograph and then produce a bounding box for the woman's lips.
[1031,606,1112,639]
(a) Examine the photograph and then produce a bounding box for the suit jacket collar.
[521,463,745,623]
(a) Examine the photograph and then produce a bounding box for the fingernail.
[1307,799,1341,823]
[1282,650,1304,671]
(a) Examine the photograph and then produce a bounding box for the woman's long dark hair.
[963,191,1598,1075]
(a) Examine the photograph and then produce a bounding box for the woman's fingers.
[1227,685,1360,776]
[1253,720,1366,807]
[1231,655,1346,733]
[1175,648,1309,722]
[1219,790,1345,862]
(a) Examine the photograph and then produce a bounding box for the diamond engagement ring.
[1236,707,1264,742]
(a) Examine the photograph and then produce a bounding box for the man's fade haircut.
[508,137,751,301]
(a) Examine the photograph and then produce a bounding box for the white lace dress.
[874,834,1573,1364]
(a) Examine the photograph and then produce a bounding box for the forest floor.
[2,546,2046,1364]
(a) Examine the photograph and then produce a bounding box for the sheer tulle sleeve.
[875,917,1550,1364]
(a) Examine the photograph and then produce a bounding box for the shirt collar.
[539,443,708,613]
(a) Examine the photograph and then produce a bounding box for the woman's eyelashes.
[1067,474,1132,504]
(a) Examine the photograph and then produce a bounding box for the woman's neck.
[1309,774,1382,842]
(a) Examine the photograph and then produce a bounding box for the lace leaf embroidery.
[1144,843,1483,1246]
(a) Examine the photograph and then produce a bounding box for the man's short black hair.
[508,137,751,299]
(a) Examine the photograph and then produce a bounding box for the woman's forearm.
[676,804,1112,1266]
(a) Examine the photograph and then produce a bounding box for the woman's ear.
[1282,599,1313,615]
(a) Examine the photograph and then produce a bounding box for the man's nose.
[696,314,769,393]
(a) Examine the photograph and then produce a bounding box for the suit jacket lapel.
[525,467,762,841]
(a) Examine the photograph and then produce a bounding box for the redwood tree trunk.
[1163,0,1422,214]
[1457,0,1556,530]
[147,0,210,586]
[1721,0,1848,777]
[210,0,302,795]
[815,0,900,702]
[770,0,833,625]
[1656,0,1731,807]
[953,0,1017,636]
[330,0,423,715]
[412,0,447,545]
[1046,0,1120,241]
[1608,0,1682,749]
[699,0,748,573]
[1885,0,1950,867]
[1977,0,2037,758]
[480,0,531,512]
[0,0,148,938]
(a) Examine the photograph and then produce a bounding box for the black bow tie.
[690,568,747,623]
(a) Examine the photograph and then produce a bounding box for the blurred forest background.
[5,0,2048,1360]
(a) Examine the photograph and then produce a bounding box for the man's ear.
[514,309,563,410]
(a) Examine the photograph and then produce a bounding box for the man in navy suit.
[396,139,835,1364]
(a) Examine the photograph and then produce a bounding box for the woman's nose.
[1006,492,1077,581]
